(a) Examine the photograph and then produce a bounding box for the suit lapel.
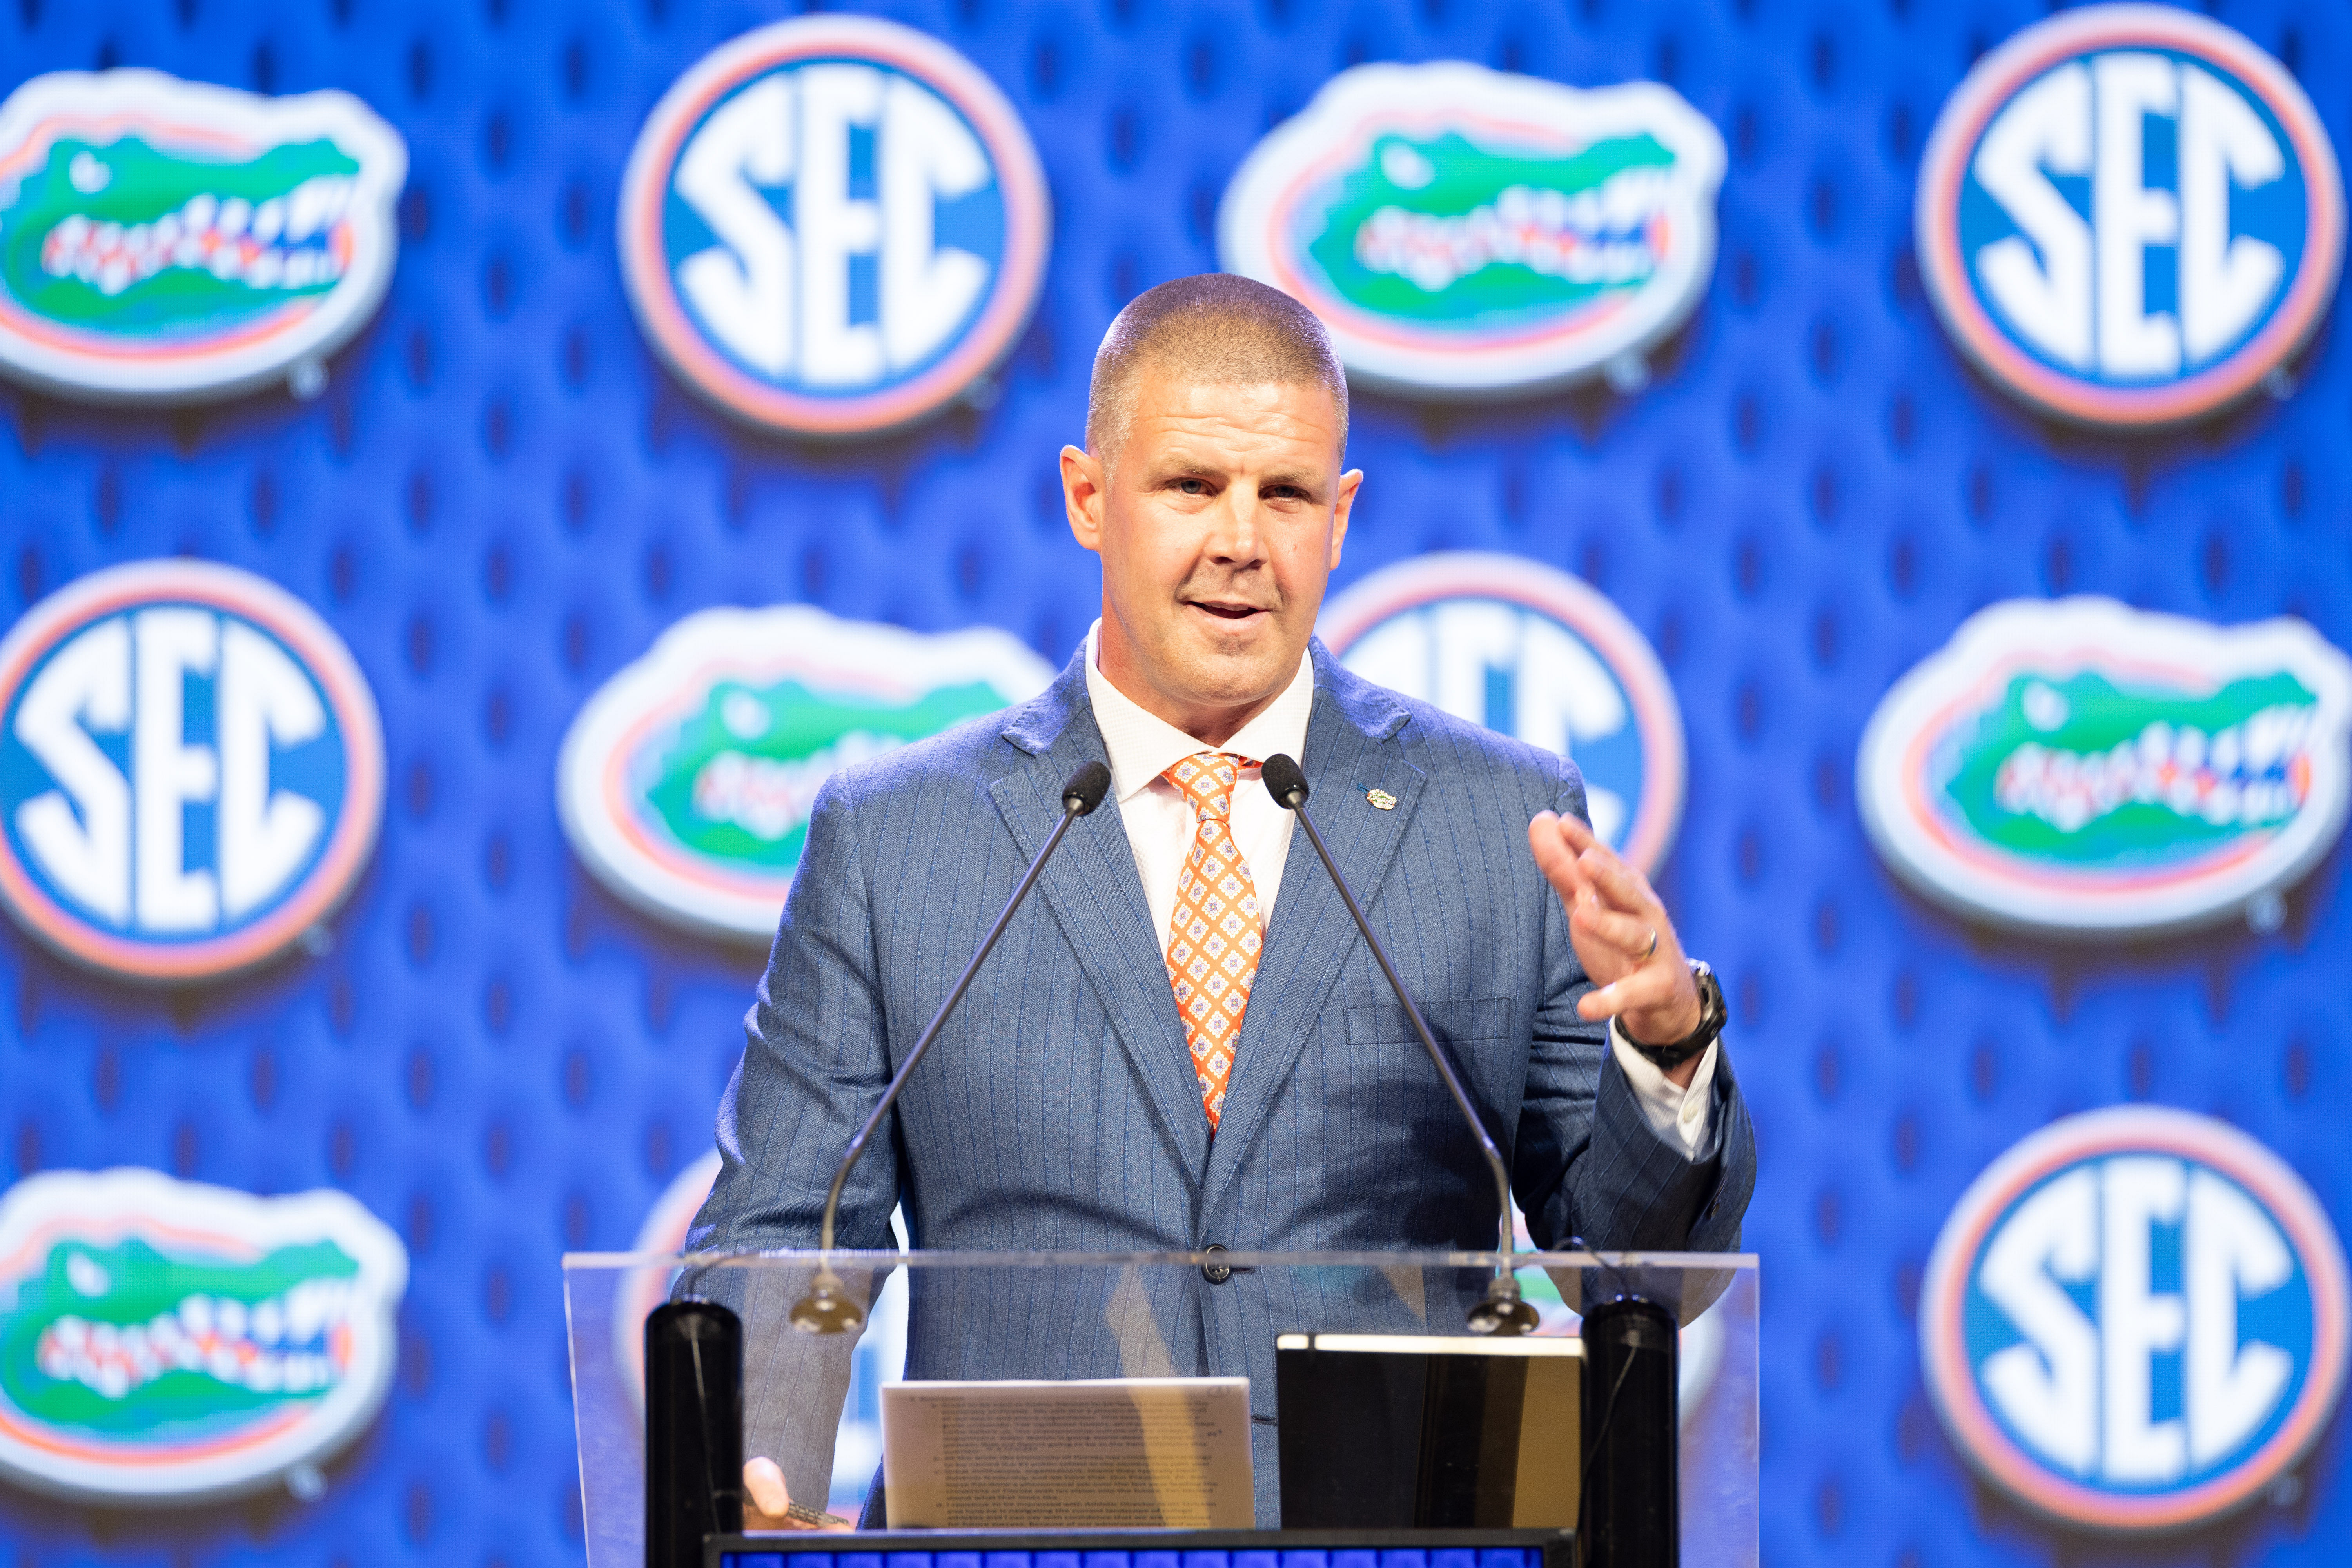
[1201,648,1423,1218]
[989,661,1212,1187]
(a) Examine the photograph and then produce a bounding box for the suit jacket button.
[1201,1243,1232,1285]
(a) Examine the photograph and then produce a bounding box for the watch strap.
[1627,960,1725,1069]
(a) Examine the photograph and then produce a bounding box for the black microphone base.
[645,1298,744,1568]
[1579,1296,1679,1568]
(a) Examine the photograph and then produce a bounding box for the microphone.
[1260,753,1537,1336]
[790,759,1114,1334]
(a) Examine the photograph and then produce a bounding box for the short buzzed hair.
[1085,274,1349,466]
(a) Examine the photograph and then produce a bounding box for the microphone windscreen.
[1062,760,1114,815]
[1262,753,1309,807]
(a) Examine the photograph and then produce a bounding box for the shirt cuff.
[1608,1018,1719,1160]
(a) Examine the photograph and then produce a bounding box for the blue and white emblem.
[618,16,1050,437]
[1319,552,1684,873]
[0,561,383,981]
[1921,1106,2349,1530]
[1917,5,2345,426]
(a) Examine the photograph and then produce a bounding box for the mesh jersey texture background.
[0,0,2346,1564]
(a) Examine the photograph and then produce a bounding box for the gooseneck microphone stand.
[1260,753,1537,1335]
[789,760,1114,1334]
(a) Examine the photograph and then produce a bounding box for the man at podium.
[686,274,1755,1525]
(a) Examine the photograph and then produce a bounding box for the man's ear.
[1062,445,1107,555]
[1327,468,1363,570]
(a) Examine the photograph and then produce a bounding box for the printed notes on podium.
[880,1377,1253,1528]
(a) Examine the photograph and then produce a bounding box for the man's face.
[1062,367,1361,742]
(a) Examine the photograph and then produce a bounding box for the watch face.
[1693,963,1727,1031]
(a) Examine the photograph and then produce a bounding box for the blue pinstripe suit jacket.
[687,638,1754,1519]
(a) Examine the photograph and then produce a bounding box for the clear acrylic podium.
[564,1249,1756,1566]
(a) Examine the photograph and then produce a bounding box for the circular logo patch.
[0,560,384,980]
[1916,4,2345,426]
[1219,61,1724,396]
[618,16,1050,437]
[1319,552,1684,873]
[1921,1106,2349,1530]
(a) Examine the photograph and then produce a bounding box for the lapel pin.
[1365,787,1397,811]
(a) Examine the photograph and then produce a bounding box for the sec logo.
[0,561,384,981]
[1319,552,1683,873]
[1917,5,2345,426]
[1922,1107,2349,1530]
[618,16,1050,437]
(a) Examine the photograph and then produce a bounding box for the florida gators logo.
[0,560,385,981]
[0,69,405,402]
[0,1170,407,1503]
[1857,597,2352,936]
[1220,62,1724,397]
[1916,5,2344,426]
[618,16,1050,437]
[558,604,1053,940]
[1921,1107,2348,1530]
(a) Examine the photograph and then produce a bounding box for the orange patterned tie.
[1161,752,1263,1129]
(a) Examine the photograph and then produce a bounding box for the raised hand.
[1528,810,1704,1083]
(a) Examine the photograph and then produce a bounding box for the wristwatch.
[1627,959,1726,1070]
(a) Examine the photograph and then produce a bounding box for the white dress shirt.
[1082,622,1715,1158]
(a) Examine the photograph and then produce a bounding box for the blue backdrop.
[0,0,2345,1564]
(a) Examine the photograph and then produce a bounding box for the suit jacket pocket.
[1346,995,1512,1049]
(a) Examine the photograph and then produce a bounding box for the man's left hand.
[1528,810,1705,1086]
[741,1457,853,1532]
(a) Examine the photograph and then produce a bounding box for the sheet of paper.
[880,1376,1253,1528]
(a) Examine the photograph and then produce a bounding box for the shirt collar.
[1083,619,1316,804]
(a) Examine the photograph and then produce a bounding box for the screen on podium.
[709,1532,1573,1568]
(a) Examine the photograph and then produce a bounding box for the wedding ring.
[1641,928,1659,962]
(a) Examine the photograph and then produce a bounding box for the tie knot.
[1163,751,1254,819]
